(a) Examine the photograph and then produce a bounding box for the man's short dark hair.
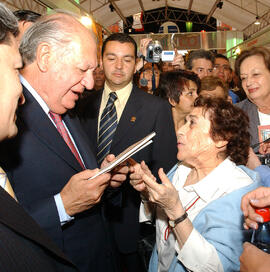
[102,33,137,58]
[215,53,229,62]
[13,10,41,23]
[0,3,19,44]
[186,49,215,70]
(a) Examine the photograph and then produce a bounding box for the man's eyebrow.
[105,53,134,58]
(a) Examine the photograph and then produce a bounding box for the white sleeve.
[175,228,224,272]
[139,202,153,223]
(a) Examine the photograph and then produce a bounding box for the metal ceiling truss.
[187,0,193,15]
[108,0,127,25]
[138,0,145,13]
[132,7,216,30]
[206,0,221,23]
[243,10,270,38]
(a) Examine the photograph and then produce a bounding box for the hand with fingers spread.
[241,186,270,230]
[101,154,129,188]
[142,166,184,220]
[60,169,111,216]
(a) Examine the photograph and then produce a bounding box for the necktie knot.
[49,111,62,124]
[109,92,117,103]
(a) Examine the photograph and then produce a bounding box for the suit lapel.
[21,87,83,172]
[112,87,142,149]
[88,91,104,152]
[0,187,75,266]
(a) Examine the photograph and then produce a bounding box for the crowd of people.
[0,2,269,272]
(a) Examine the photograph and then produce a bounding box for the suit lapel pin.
[130,116,136,122]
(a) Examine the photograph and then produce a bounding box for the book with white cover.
[89,132,156,180]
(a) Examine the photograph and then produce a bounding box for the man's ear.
[100,58,103,70]
[168,97,177,107]
[21,21,33,32]
[36,42,51,72]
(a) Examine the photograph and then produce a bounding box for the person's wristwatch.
[168,212,188,228]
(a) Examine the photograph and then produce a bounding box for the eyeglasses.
[213,64,230,71]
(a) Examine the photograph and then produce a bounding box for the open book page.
[89,132,156,180]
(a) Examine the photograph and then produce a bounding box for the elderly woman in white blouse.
[130,97,259,272]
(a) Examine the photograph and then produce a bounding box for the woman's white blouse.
[140,158,254,272]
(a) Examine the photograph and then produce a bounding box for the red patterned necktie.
[49,111,85,169]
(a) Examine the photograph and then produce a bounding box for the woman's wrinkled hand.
[142,167,184,219]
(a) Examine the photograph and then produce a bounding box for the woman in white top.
[130,96,259,272]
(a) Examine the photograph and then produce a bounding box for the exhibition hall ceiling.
[2,0,270,33]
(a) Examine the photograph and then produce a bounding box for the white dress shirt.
[97,81,133,133]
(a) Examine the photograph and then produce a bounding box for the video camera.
[145,41,163,63]
[257,153,270,167]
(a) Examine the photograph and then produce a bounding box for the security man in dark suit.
[79,33,177,272]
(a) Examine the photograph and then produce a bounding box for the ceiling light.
[254,16,261,25]
[80,16,93,28]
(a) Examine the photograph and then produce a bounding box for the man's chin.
[5,127,18,140]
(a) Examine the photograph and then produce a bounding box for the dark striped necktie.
[97,92,118,165]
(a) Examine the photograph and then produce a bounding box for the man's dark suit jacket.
[236,98,260,152]
[0,186,77,271]
[79,85,177,254]
[0,86,118,272]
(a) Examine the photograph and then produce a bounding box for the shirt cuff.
[175,228,223,272]
[139,202,153,223]
[255,165,270,186]
[54,193,74,226]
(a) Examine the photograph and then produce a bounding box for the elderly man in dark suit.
[0,10,128,272]
[0,3,78,271]
[78,33,177,272]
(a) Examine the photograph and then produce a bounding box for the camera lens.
[154,46,162,54]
